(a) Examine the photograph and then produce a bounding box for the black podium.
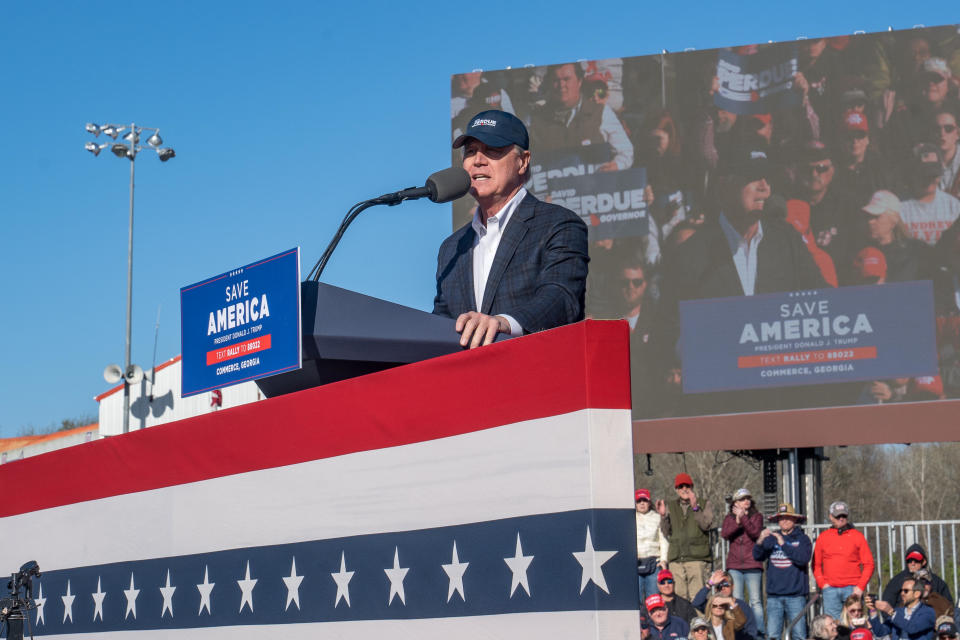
[255,282,467,397]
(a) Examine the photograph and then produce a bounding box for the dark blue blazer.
[432,193,589,333]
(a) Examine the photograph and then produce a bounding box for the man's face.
[923,73,949,105]
[800,159,834,193]
[461,139,529,206]
[777,516,796,534]
[842,131,869,159]
[829,513,848,528]
[675,483,694,502]
[866,211,897,244]
[902,580,919,606]
[936,113,959,156]
[553,64,582,108]
[621,266,647,307]
[658,577,675,596]
[739,178,771,215]
[909,38,932,70]
[650,606,669,626]
[717,109,737,133]
[906,556,924,573]
[456,71,482,95]
[802,39,827,63]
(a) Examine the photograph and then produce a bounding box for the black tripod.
[0,561,40,640]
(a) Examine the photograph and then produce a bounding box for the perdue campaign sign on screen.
[679,281,939,393]
[180,248,301,397]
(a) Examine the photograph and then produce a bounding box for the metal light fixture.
[85,141,107,156]
[84,121,175,433]
[102,125,125,139]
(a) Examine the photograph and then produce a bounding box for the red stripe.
[0,320,630,517]
[205,334,272,365]
[738,346,877,369]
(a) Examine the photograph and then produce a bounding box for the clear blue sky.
[1,1,954,436]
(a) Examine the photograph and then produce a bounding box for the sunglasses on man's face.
[807,163,833,175]
[936,124,958,134]
[659,579,674,585]
[622,277,645,288]
[715,582,731,590]
[676,484,692,489]
[900,588,914,594]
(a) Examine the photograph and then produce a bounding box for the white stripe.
[30,610,642,639]
[2,409,632,571]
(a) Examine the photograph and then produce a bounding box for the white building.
[96,355,264,436]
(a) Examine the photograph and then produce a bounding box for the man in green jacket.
[656,472,715,600]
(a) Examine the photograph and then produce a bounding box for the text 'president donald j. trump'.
[433,109,589,348]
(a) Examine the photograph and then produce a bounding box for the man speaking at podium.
[433,109,589,348]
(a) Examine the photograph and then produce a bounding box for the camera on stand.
[0,561,41,640]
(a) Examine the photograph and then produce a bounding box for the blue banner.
[180,248,301,397]
[534,165,648,240]
[714,45,800,115]
[679,281,938,393]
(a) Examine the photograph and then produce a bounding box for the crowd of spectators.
[451,26,960,417]
[636,476,959,640]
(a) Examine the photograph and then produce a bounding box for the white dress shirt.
[719,212,764,296]
[471,187,527,335]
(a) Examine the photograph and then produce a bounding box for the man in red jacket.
[813,500,876,619]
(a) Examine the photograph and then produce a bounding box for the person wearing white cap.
[860,189,929,283]
[813,501,875,620]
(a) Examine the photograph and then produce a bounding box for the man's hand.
[456,311,509,349]
[772,532,784,546]
[852,586,864,597]
[655,499,667,516]
[757,529,771,543]
[709,569,725,586]
[874,600,893,615]
[687,490,698,510]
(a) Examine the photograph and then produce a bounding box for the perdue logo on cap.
[472,118,497,128]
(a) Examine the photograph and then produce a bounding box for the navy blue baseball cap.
[453,110,529,150]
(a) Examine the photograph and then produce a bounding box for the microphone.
[306,167,473,282]
[376,167,471,205]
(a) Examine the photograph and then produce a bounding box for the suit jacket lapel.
[706,222,745,297]
[480,194,533,314]
[452,226,477,312]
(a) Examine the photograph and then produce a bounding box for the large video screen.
[451,25,960,419]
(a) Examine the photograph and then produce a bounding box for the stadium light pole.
[85,122,176,433]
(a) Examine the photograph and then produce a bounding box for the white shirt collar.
[471,187,527,237]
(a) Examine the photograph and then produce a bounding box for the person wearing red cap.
[880,545,953,608]
[637,488,669,602]
[655,472,714,600]
[656,568,700,623]
[834,109,893,203]
[646,593,691,640]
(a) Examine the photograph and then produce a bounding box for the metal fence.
[716,519,960,599]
